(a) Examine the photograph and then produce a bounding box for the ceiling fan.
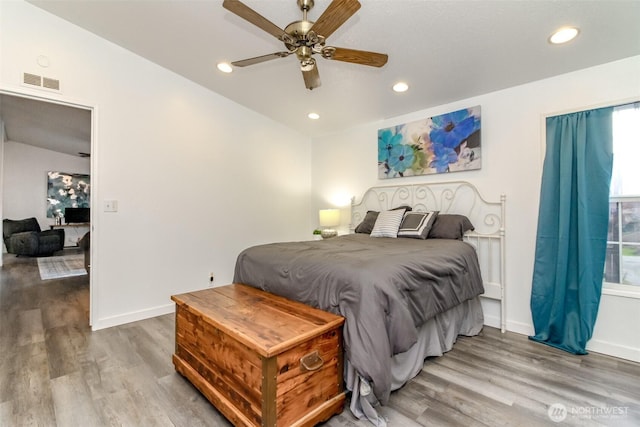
[222,0,388,90]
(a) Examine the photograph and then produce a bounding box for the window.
[605,103,640,288]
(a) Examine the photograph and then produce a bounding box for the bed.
[233,181,505,426]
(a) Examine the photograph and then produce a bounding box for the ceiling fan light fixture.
[300,57,316,72]
[549,27,579,44]
[217,62,233,73]
[393,82,409,93]
[308,112,320,120]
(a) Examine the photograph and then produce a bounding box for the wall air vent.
[22,72,61,91]
[23,73,42,86]
[43,77,60,90]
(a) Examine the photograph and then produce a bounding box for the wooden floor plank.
[1,252,639,426]
[50,371,104,427]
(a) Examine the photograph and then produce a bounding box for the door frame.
[0,88,98,326]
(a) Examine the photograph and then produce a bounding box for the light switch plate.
[104,200,118,212]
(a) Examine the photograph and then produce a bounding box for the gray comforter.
[233,234,484,404]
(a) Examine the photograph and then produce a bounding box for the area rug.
[38,254,87,280]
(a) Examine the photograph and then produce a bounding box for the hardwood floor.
[1,252,639,426]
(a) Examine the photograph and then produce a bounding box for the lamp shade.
[319,209,340,227]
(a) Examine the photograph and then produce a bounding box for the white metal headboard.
[350,180,506,333]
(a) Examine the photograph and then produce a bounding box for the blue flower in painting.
[388,144,415,173]
[378,129,403,163]
[430,143,458,173]
[430,108,479,149]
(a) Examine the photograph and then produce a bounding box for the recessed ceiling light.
[393,82,409,93]
[308,112,320,120]
[549,27,579,44]
[217,62,233,73]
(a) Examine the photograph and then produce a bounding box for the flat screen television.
[65,207,90,224]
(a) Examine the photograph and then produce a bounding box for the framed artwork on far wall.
[46,171,91,218]
[378,105,481,179]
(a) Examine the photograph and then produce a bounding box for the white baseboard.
[483,317,640,363]
[587,338,640,363]
[483,315,534,336]
[505,319,534,336]
[90,303,640,364]
[91,303,175,331]
[482,313,501,330]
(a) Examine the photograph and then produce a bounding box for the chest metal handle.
[300,350,324,371]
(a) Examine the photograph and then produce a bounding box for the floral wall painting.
[378,105,481,178]
[46,171,91,218]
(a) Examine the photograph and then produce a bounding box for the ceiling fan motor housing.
[285,20,324,66]
[284,20,315,48]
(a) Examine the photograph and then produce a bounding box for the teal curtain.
[529,107,613,355]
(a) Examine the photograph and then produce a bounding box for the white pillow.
[370,209,406,238]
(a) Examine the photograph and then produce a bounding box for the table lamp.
[319,209,340,239]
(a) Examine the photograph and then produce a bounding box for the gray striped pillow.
[370,209,406,238]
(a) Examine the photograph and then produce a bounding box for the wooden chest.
[172,283,345,427]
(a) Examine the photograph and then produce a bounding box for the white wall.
[1,1,312,329]
[2,141,90,230]
[311,56,640,362]
[3,1,638,362]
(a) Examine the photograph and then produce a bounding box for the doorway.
[0,91,94,326]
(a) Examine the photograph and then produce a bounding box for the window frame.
[543,98,640,299]
[604,191,640,300]
[602,102,640,299]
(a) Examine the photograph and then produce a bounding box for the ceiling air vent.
[23,73,42,87]
[43,77,60,90]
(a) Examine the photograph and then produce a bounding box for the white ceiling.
[0,94,91,157]
[4,0,640,151]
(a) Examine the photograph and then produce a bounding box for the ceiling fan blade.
[310,0,361,39]
[223,0,289,41]
[231,51,291,67]
[322,46,388,67]
[302,65,321,90]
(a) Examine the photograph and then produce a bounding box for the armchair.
[2,218,65,256]
[78,231,90,272]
